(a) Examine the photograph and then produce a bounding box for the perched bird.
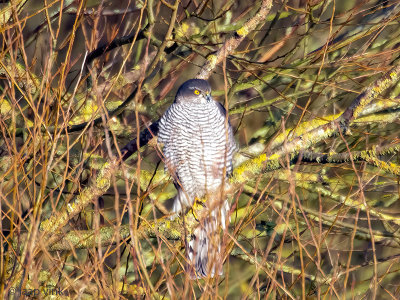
[158,79,237,278]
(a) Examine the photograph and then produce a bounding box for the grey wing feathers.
[157,107,173,144]
[157,106,179,178]
[216,102,237,175]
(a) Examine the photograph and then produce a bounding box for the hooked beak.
[205,93,212,102]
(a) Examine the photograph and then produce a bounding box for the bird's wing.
[216,101,238,152]
[158,106,187,183]
[215,101,238,176]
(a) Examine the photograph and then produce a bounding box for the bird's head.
[174,79,212,104]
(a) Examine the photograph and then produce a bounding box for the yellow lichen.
[25,119,34,127]
[0,98,11,115]
[268,153,280,160]
[69,99,99,124]
[96,178,110,191]
[207,55,218,65]
[373,86,381,93]
[181,23,189,33]
[255,153,267,165]
[96,163,112,191]
[106,100,123,111]
[272,113,340,148]
[233,153,268,183]
[236,26,249,37]
[175,22,189,39]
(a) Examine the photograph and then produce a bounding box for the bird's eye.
[193,90,200,95]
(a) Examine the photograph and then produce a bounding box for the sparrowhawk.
[158,79,237,278]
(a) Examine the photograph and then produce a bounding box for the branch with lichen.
[295,179,400,228]
[196,0,273,79]
[43,186,400,252]
[299,145,400,174]
[36,141,400,252]
[47,217,184,251]
[39,159,117,242]
[339,67,400,127]
[233,62,400,183]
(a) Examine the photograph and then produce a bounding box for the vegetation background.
[1,0,400,299]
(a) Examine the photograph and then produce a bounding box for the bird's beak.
[205,93,212,102]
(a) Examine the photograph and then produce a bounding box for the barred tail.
[188,223,220,278]
[187,200,229,278]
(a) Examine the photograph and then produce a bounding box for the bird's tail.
[187,199,229,278]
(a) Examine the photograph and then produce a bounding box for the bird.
[157,79,237,278]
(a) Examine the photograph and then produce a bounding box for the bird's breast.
[160,102,233,195]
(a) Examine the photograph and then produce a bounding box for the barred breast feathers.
[159,102,236,178]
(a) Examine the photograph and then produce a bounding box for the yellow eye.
[193,90,200,95]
